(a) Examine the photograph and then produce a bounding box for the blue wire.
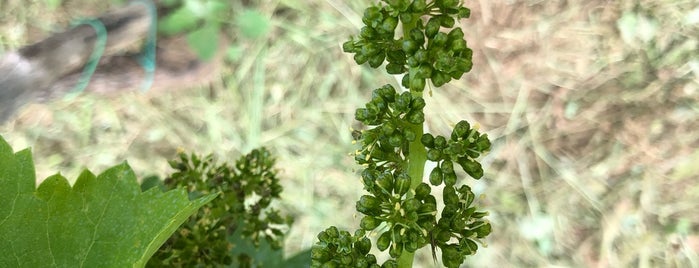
[68,18,107,97]
[131,0,158,92]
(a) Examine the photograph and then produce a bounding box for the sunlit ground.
[1,0,698,267]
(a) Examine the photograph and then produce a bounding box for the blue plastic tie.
[132,0,158,92]
[68,0,158,96]
[68,18,107,97]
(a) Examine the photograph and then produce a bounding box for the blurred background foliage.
[1,0,698,267]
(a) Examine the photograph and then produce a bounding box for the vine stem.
[397,14,427,268]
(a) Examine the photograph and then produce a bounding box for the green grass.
[1,0,698,267]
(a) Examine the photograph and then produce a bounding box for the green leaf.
[158,6,200,36]
[186,22,220,61]
[236,9,271,39]
[45,0,62,9]
[0,136,216,268]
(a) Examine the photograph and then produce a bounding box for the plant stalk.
[396,14,427,268]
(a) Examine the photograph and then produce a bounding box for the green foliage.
[158,0,227,61]
[146,148,295,267]
[157,0,271,61]
[0,135,216,268]
[313,1,491,267]
[236,9,271,39]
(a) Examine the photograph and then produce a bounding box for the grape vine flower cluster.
[342,0,473,91]
[313,1,491,267]
[148,148,292,267]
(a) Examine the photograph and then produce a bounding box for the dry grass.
[1,0,698,267]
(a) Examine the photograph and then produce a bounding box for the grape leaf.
[0,136,216,267]
[186,22,219,61]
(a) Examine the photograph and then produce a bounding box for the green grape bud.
[413,49,428,64]
[442,245,465,268]
[431,70,451,87]
[326,226,339,238]
[458,157,483,179]
[356,236,373,255]
[381,17,399,34]
[452,120,471,140]
[417,201,437,215]
[360,216,382,230]
[443,172,457,186]
[442,205,458,220]
[403,128,416,141]
[447,28,464,41]
[409,29,425,45]
[436,229,451,243]
[415,182,431,198]
[386,63,405,74]
[431,32,449,48]
[424,194,437,207]
[406,110,425,124]
[340,254,353,265]
[402,39,419,54]
[377,231,392,251]
[411,97,426,110]
[403,198,421,212]
[311,245,332,262]
[401,73,411,88]
[409,77,426,92]
[430,166,444,186]
[446,142,466,156]
[399,12,414,24]
[463,238,478,255]
[362,43,380,56]
[386,49,406,64]
[360,26,378,39]
[451,215,467,230]
[357,195,382,215]
[449,38,468,53]
[387,0,411,11]
[405,239,419,253]
[363,6,382,26]
[368,54,385,68]
[410,0,427,12]
[381,121,396,135]
[388,133,403,147]
[382,259,398,268]
[415,65,433,79]
[388,240,403,257]
[394,173,411,196]
[443,7,459,15]
[438,0,459,9]
[474,221,492,238]
[406,56,419,67]
[439,15,455,28]
[441,160,454,174]
[451,58,472,78]
[457,185,475,206]
[355,108,370,122]
[434,135,447,149]
[458,7,471,18]
[376,172,394,192]
[395,92,412,112]
[443,186,459,205]
[421,133,435,148]
[425,18,440,39]
[376,84,396,101]
[426,149,442,161]
[475,134,491,151]
[354,53,369,65]
[342,40,357,53]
